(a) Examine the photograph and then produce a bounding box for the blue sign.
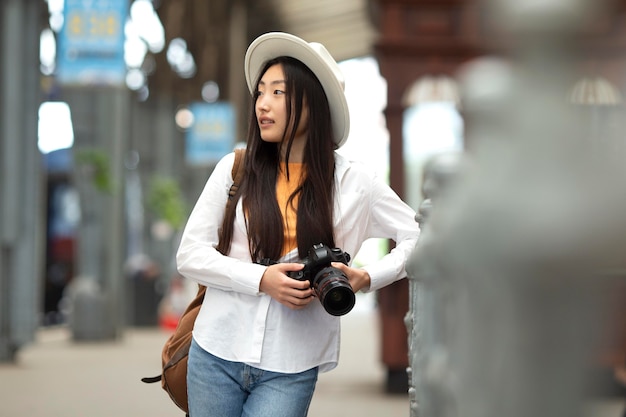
[186,103,236,165]
[57,0,128,86]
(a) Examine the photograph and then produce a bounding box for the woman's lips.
[259,117,274,128]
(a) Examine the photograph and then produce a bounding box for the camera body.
[288,243,355,316]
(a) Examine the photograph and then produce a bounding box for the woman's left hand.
[330,262,371,293]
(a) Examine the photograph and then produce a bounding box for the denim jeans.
[187,338,319,417]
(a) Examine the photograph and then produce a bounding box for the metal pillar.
[104,90,129,338]
[406,0,626,416]
[149,95,182,281]
[0,0,44,361]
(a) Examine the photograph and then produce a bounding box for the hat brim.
[244,32,350,148]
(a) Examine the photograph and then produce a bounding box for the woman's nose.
[257,95,269,112]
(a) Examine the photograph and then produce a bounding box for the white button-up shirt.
[176,151,419,374]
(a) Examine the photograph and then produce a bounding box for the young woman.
[176,32,420,417]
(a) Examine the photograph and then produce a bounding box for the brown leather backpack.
[142,148,245,414]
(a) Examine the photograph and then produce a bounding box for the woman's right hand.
[259,263,315,309]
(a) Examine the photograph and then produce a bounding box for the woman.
[176,32,420,417]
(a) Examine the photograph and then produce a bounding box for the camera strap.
[257,258,277,266]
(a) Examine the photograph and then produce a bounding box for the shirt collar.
[334,152,351,181]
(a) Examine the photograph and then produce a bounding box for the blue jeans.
[187,338,319,417]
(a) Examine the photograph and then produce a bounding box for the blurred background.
[1,0,626,416]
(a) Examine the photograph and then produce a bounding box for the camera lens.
[324,286,356,316]
[313,267,356,316]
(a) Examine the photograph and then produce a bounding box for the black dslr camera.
[287,243,355,316]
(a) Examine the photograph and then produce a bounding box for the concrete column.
[66,88,130,341]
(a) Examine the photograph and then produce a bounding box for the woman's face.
[256,63,309,151]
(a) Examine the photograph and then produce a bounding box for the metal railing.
[405,1,626,416]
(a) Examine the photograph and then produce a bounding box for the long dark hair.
[217,56,337,261]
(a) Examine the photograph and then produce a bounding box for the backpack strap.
[141,149,246,388]
[228,148,245,201]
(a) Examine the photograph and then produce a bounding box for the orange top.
[276,163,304,256]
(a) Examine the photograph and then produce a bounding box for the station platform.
[0,293,624,417]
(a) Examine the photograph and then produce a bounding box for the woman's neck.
[280,137,306,163]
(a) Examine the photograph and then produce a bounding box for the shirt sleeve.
[360,171,420,292]
[176,152,267,295]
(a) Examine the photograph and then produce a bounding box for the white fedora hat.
[244,32,350,148]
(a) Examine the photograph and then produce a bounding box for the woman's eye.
[274,89,285,95]
[254,91,263,99]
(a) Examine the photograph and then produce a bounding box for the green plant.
[146,176,188,230]
[74,148,114,193]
